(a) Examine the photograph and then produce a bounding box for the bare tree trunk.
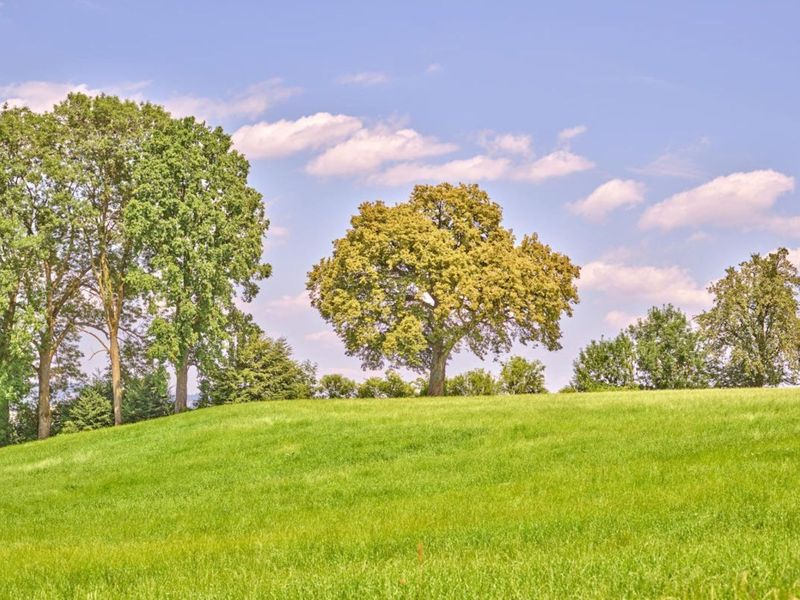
[109,326,123,426]
[37,351,52,440]
[427,345,448,396]
[175,358,189,413]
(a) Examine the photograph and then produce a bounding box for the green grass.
[2,389,800,599]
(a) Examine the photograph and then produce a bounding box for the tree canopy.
[307,183,579,396]
[697,248,800,387]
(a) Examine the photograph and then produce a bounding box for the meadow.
[2,388,800,599]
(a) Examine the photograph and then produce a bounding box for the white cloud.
[0,80,148,112]
[604,310,639,329]
[372,155,512,186]
[0,79,298,122]
[426,63,442,74]
[558,125,587,141]
[304,330,340,346]
[513,150,594,182]
[337,72,390,86]
[262,292,311,314]
[639,170,796,232]
[581,260,711,307]
[306,124,457,177]
[784,248,800,269]
[162,79,298,122]
[232,112,363,159]
[568,179,645,221]
[478,131,532,156]
[372,148,594,186]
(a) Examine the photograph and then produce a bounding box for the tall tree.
[54,93,168,426]
[128,116,270,412]
[0,107,38,444]
[307,183,579,396]
[570,333,636,392]
[627,304,708,389]
[697,249,800,387]
[1,107,89,438]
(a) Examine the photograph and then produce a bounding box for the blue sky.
[2,1,799,390]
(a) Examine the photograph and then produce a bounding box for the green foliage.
[697,248,800,387]
[123,365,172,423]
[498,356,547,394]
[60,384,113,434]
[627,304,708,389]
[199,311,315,404]
[317,374,358,399]
[3,389,800,598]
[446,368,499,396]
[127,115,270,409]
[571,333,637,392]
[308,183,579,394]
[357,370,416,398]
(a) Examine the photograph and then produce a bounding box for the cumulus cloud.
[306,124,457,176]
[558,125,587,142]
[513,150,594,182]
[162,79,299,122]
[232,112,363,159]
[568,179,645,221]
[639,170,795,232]
[581,260,711,307]
[0,80,148,112]
[336,72,390,86]
[478,131,532,156]
[371,155,512,186]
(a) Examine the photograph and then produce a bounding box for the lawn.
[2,388,800,599]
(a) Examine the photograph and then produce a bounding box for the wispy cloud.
[425,63,442,74]
[162,79,299,122]
[336,72,390,86]
[558,125,588,142]
[632,138,710,179]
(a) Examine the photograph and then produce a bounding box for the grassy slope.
[2,389,800,599]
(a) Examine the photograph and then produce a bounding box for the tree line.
[0,94,269,443]
[566,249,800,392]
[3,94,798,447]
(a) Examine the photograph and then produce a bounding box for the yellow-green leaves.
[307,183,580,390]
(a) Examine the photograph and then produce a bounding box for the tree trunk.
[0,390,10,446]
[37,352,52,440]
[109,328,123,426]
[175,358,189,413]
[427,346,448,396]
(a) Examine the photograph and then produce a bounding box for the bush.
[447,369,498,396]
[61,386,113,434]
[317,374,358,399]
[499,356,547,394]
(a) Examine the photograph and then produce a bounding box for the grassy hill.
[2,389,800,599]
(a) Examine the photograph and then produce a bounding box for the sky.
[2,1,800,391]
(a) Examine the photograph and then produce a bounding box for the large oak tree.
[307,183,579,396]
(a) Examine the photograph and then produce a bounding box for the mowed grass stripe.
[2,388,799,599]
